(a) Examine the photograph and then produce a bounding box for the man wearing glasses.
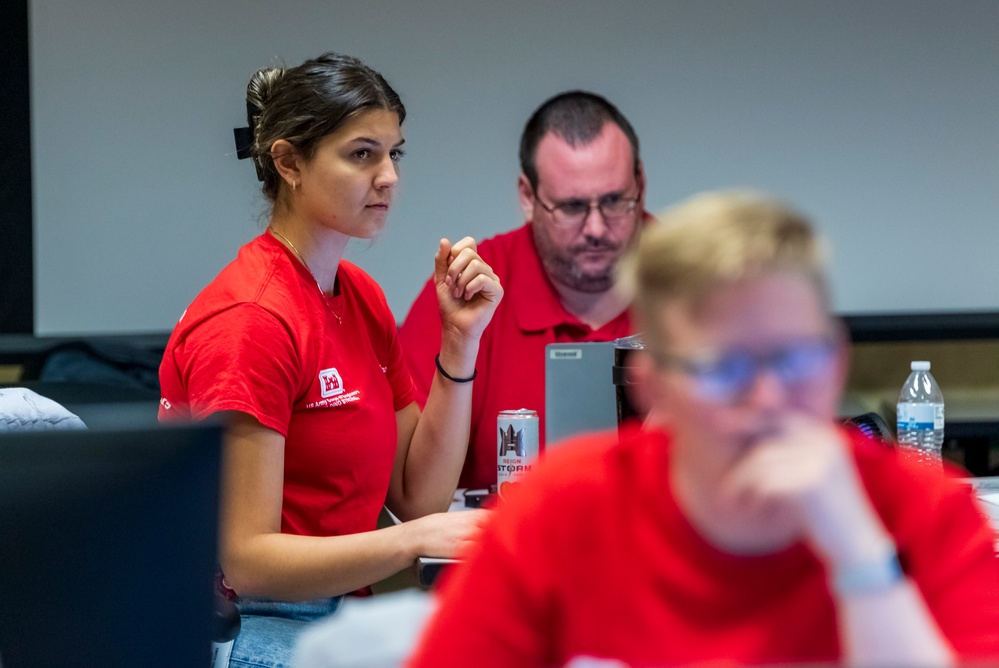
[399,91,650,490]
[409,191,999,667]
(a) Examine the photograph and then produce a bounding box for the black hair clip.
[233,126,253,160]
[233,126,264,182]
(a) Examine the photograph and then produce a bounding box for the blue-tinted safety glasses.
[651,337,838,402]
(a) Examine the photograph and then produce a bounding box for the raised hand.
[434,237,503,344]
[718,414,892,569]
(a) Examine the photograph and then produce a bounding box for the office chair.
[842,412,895,448]
[212,596,241,667]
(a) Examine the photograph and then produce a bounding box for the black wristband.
[435,354,477,383]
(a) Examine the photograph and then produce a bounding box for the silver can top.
[498,408,538,417]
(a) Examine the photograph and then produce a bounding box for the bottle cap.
[911,361,931,371]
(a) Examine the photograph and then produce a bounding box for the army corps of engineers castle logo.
[306,367,361,410]
[319,368,345,398]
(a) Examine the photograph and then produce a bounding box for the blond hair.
[620,190,829,331]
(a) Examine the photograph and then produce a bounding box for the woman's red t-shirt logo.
[319,368,345,398]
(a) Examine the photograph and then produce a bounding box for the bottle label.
[897,403,944,430]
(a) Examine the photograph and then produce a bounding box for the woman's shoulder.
[171,236,293,335]
[195,232,279,286]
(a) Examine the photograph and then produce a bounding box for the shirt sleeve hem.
[191,400,289,438]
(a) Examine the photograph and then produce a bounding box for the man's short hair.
[621,190,829,335]
[519,91,640,190]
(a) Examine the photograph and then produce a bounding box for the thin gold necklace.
[269,227,342,324]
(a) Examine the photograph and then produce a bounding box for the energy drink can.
[497,408,539,497]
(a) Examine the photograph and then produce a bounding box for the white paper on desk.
[383,490,466,526]
[977,492,999,529]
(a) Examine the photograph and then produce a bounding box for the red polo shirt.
[398,223,635,489]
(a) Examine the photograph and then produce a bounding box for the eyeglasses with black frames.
[650,336,839,403]
[533,188,641,229]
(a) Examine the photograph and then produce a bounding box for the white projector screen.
[30,0,999,335]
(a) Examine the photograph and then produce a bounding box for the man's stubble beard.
[532,221,634,293]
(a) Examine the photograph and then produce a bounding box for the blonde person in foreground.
[408,190,999,667]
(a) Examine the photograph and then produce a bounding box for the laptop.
[544,341,620,448]
[0,423,222,667]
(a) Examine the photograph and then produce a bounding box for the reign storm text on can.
[497,409,539,497]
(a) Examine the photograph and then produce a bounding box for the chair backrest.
[842,411,896,447]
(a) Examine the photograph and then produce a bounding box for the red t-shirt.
[398,223,634,489]
[409,427,999,667]
[159,232,415,539]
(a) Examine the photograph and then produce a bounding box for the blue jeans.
[228,596,343,668]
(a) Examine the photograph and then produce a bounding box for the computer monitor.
[0,422,222,668]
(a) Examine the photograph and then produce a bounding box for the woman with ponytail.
[159,51,501,666]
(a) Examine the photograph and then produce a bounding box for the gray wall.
[30,1,999,335]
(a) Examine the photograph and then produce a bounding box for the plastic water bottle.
[896,361,944,467]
